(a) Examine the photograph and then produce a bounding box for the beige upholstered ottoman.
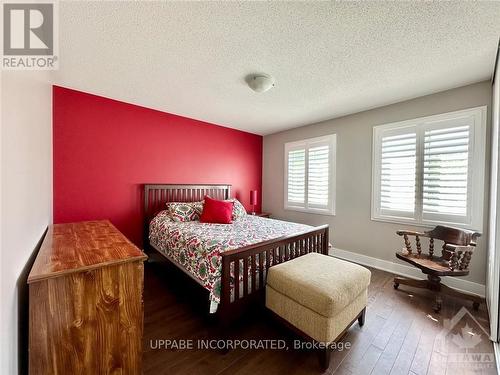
[265,252,371,369]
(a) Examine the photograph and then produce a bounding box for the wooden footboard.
[219,224,329,320]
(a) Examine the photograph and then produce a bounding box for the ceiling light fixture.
[246,74,275,93]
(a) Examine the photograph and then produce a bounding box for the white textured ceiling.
[55,2,500,135]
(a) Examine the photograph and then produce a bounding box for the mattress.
[149,210,312,309]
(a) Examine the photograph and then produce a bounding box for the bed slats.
[144,184,231,225]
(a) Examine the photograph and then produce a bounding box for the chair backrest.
[425,225,481,246]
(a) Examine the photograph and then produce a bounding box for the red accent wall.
[53,86,262,246]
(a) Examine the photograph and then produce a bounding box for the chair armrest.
[443,244,474,253]
[396,230,426,237]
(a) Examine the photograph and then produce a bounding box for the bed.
[144,184,329,323]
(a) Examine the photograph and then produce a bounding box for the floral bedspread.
[149,211,312,304]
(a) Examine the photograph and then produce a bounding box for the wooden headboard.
[143,183,231,229]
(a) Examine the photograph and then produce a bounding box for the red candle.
[250,190,258,206]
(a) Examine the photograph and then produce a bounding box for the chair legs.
[440,283,482,311]
[394,276,443,312]
[393,275,483,313]
[393,277,428,290]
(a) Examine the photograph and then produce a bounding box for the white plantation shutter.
[423,125,470,220]
[372,107,486,230]
[285,135,336,214]
[380,132,416,215]
[287,149,305,204]
[308,145,330,207]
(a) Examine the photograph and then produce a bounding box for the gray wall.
[263,81,491,285]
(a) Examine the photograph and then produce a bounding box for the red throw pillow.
[200,196,234,224]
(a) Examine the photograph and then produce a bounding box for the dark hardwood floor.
[143,259,496,375]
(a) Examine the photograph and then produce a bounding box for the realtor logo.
[436,307,495,370]
[2,2,58,69]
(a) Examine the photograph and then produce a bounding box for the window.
[285,134,336,215]
[372,106,487,230]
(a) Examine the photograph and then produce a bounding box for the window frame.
[284,134,336,215]
[371,106,487,231]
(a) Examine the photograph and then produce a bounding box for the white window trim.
[284,134,336,215]
[371,106,487,231]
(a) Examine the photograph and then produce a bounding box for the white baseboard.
[330,247,485,298]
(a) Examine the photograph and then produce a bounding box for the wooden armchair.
[393,225,482,313]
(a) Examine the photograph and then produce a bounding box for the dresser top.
[28,220,147,283]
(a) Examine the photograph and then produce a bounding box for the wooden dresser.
[28,220,147,374]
